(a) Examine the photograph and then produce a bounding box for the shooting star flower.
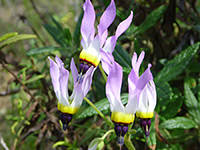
[132,52,157,137]
[79,0,133,74]
[49,56,95,130]
[101,52,152,145]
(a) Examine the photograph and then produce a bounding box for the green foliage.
[26,46,71,55]
[184,81,200,124]
[154,80,173,100]
[134,5,167,35]
[0,33,37,49]
[159,117,197,129]
[78,94,128,119]
[156,42,200,82]
[113,44,132,68]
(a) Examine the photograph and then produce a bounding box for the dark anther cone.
[114,123,129,145]
[140,119,151,137]
[60,113,73,131]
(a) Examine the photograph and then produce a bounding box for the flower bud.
[88,138,104,150]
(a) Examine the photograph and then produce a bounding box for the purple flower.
[79,0,133,68]
[131,51,157,137]
[49,56,95,130]
[101,51,152,143]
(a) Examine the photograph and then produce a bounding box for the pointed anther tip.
[63,124,68,131]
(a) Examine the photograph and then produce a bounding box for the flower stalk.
[84,97,113,128]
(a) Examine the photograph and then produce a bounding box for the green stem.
[84,97,113,128]
[101,129,114,140]
[124,123,136,150]
[98,63,107,82]
[124,134,136,150]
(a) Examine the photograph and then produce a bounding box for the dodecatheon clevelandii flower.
[132,51,157,137]
[101,52,153,145]
[79,0,133,74]
[49,56,95,130]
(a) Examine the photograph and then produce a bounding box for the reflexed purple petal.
[100,30,108,46]
[128,69,139,94]
[81,0,95,47]
[125,93,138,114]
[147,80,157,111]
[135,51,145,75]
[131,52,137,69]
[138,84,150,110]
[97,0,116,37]
[70,58,78,86]
[115,11,133,39]
[126,69,139,114]
[81,38,87,50]
[82,66,95,96]
[106,61,124,112]
[132,51,145,76]
[91,34,101,52]
[70,82,83,107]
[136,64,153,101]
[49,57,60,96]
[100,50,114,74]
[102,36,116,53]
[55,55,64,68]
[59,65,69,102]
[102,11,133,53]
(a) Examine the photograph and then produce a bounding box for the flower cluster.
[102,51,157,143]
[48,0,157,148]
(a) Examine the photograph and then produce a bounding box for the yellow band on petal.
[79,49,100,67]
[111,112,135,124]
[136,111,154,119]
[57,103,79,114]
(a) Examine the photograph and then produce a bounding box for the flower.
[131,51,157,137]
[88,138,104,150]
[49,55,95,130]
[79,0,133,72]
[101,52,152,144]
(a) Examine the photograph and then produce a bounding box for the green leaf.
[161,94,183,119]
[156,42,200,82]
[26,46,71,55]
[52,141,69,148]
[78,94,128,119]
[170,144,183,150]
[0,34,37,49]
[122,67,132,74]
[64,28,72,42]
[135,5,167,35]
[184,81,200,124]
[159,117,197,129]
[0,32,18,42]
[43,24,67,47]
[73,11,83,48]
[154,80,173,100]
[113,44,132,68]
[25,74,44,84]
[43,18,70,47]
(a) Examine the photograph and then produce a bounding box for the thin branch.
[0,89,19,96]
[0,62,60,130]
[30,0,48,24]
